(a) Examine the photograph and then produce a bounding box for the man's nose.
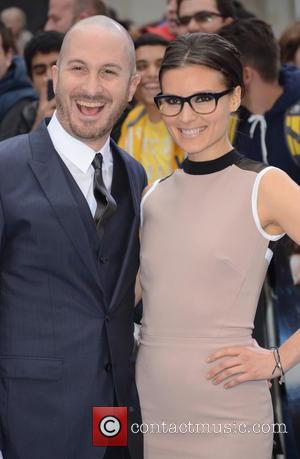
[85,74,102,95]
[46,66,53,81]
[187,18,203,32]
[146,64,158,78]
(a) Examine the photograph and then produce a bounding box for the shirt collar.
[47,112,112,173]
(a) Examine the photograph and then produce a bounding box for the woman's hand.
[206,343,279,388]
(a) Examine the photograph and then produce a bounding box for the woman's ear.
[230,86,241,113]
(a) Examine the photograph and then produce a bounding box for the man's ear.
[222,16,233,26]
[243,66,253,87]
[52,65,58,93]
[128,72,141,102]
[5,48,13,69]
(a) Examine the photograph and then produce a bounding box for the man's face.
[135,45,166,106]
[178,0,231,34]
[0,35,12,80]
[44,0,75,33]
[166,0,179,36]
[30,51,59,96]
[52,25,139,150]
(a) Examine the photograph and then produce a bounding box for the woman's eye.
[194,95,213,103]
[165,97,181,105]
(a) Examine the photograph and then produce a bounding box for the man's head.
[44,0,77,33]
[1,7,27,39]
[73,0,108,21]
[134,34,169,106]
[0,21,14,80]
[166,0,179,36]
[279,21,300,67]
[218,18,280,87]
[52,16,140,150]
[177,0,235,34]
[45,0,109,33]
[24,31,63,96]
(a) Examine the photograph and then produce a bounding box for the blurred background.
[0,0,299,36]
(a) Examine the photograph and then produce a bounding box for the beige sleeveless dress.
[136,151,285,459]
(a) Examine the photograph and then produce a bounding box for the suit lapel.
[27,122,106,300]
[108,141,140,311]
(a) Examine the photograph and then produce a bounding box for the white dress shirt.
[47,112,113,217]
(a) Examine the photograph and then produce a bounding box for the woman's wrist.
[270,347,285,384]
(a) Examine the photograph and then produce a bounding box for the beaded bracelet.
[270,347,285,385]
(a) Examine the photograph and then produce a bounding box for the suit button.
[99,256,108,264]
[104,362,112,372]
[105,315,110,323]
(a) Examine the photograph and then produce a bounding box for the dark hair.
[232,1,256,19]
[0,20,15,54]
[24,31,64,78]
[218,18,280,82]
[279,21,300,64]
[134,33,169,50]
[159,33,244,94]
[177,0,236,18]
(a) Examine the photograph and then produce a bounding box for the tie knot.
[92,153,103,171]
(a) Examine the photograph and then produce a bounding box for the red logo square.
[93,407,128,446]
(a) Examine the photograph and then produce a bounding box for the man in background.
[19,31,64,132]
[118,33,184,184]
[44,0,108,33]
[0,21,36,140]
[219,18,300,183]
[177,0,235,34]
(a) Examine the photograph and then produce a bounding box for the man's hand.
[32,80,56,130]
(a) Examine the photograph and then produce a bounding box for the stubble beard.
[55,88,129,143]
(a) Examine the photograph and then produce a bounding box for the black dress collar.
[182,149,244,175]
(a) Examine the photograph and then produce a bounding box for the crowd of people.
[0,0,299,458]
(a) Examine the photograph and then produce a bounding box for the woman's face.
[160,64,241,160]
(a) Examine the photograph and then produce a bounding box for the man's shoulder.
[111,139,147,187]
[0,132,30,160]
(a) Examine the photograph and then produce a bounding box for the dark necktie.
[92,153,117,235]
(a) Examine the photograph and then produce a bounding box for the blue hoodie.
[0,56,37,123]
[232,65,300,185]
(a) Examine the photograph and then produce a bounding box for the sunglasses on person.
[178,10,225,26]
[154,89,233,116]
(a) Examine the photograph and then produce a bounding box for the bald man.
[0,16,146,459]
[44,0,108,33]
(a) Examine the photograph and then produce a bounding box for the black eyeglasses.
[154,89,233,117]
[178,10,224,26]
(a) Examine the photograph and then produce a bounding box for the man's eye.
[72,66,83,71]
[35,69,46,76]
[103,69,118,76]
[202,14,213,22]
[137,63,148,71]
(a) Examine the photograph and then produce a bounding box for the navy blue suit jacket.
[0,122,147,459]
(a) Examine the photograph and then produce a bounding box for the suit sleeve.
[0,197,5,255]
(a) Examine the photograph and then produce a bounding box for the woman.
[136,33,300,459]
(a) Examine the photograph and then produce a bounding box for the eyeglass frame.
[177,10,225,26]
[154,88,234,117]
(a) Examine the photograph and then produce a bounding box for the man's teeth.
[77,101,104,108]
[180,127,206,136]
